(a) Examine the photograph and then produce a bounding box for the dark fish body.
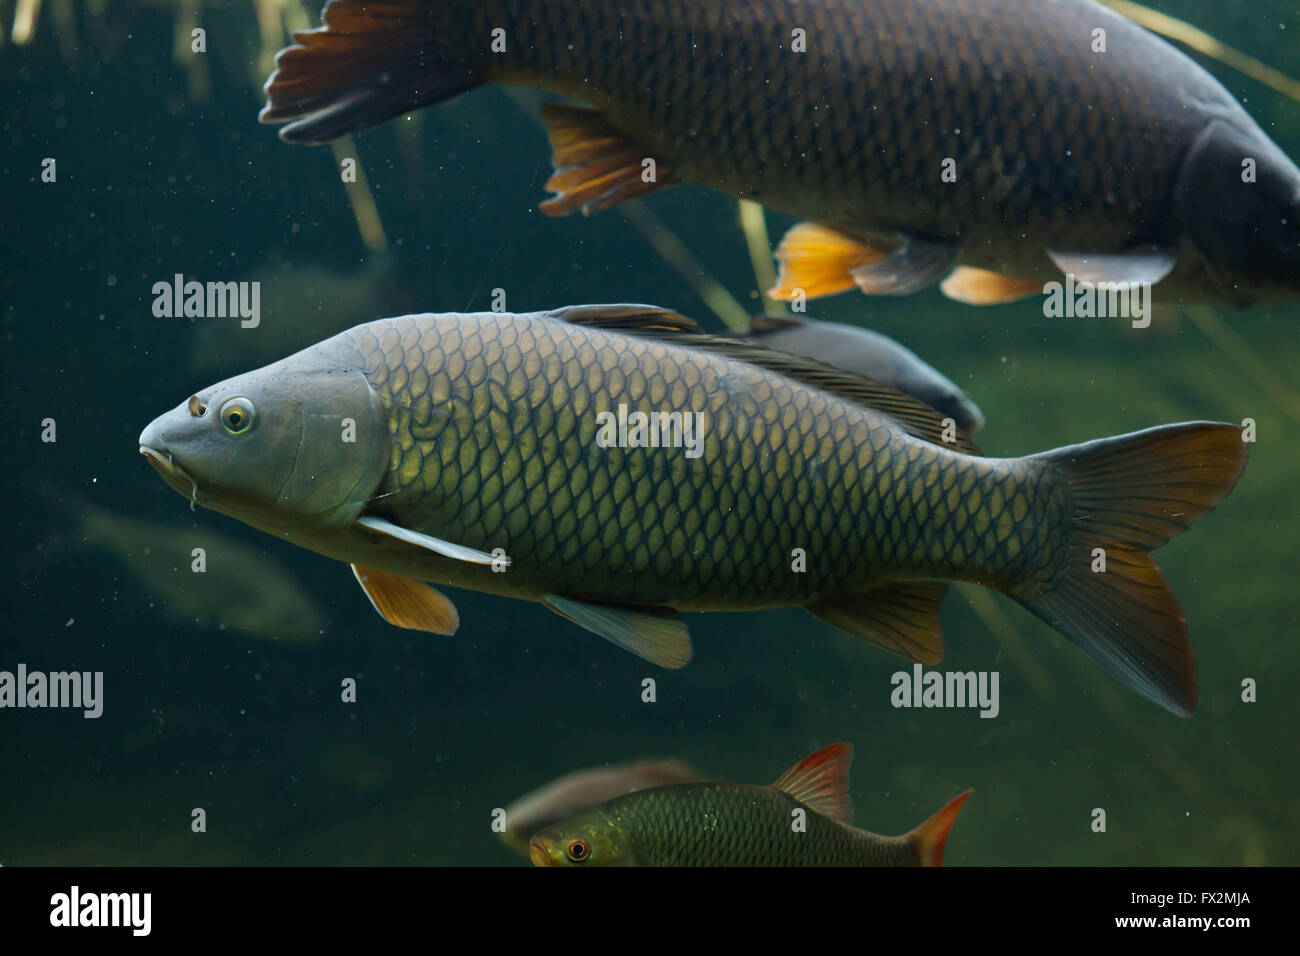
[263,0,1300,303]
[528,743,970,866]
[140,304,1247,715]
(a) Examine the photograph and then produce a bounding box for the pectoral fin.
[356,515,504,566]
[544,595,693,669]
[940,266,1043,305]
[352,565,459,635]
[807,581,949,663]
[538,102,676,216]
[1047,248,1176,287]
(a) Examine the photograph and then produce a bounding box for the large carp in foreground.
[260,0,1300,307]
[139,304,1248,716]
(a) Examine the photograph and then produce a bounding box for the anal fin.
[352,565,459,635]
[544,594,693,669]
[807,581,949,663]
[940,266,1043,305]
[539,102,676,216]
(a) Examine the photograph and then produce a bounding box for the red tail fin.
[908,790,972,867]
[260,0,479,144]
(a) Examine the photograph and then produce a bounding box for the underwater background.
[1,0,1296,865]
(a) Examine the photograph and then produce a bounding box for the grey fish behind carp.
[260,0,1300,307]
[139,304,1247,716]
[737,316,984,435]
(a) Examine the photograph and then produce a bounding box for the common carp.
[260,0,1300,306]
[528,742,970,867]
[138,303,1247,716]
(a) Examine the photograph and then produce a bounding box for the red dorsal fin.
[771,743,854,825]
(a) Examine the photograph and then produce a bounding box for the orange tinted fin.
[769,222,885,300]
[907,790,972,867]
[771,743,854,826]
[1018,423,1249,717]
[806,581,949,664]
[260,0,478,143]
[538,103,676,216]
[941,266,1043,305]
[352,565,459,635]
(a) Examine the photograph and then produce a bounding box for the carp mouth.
[139,444,200,510]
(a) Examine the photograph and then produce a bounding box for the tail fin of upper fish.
[1016,422,1249,717]
[907,790,972,867]
[260,0,478,143]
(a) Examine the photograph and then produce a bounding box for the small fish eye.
[219,397,255,435]
[565,839,590,862]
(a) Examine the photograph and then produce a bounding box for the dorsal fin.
[546,303,700,332]
[545,304,980,454]
[771,743,854,826]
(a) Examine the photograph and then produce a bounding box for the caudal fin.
[259,0,479,144]
[1019,422,1249,717]
[907,790,972,867]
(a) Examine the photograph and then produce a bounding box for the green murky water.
[1,0,1296,865]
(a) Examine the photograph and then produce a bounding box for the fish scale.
[340,311,1063,608]
[595,783,906,866]
[467,0,1202,257]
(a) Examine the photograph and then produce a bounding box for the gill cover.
[275,367,391,528]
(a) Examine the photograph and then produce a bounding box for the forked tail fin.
[260,0,479,143]
[908,790,972,867]
[1018,422,1249,717]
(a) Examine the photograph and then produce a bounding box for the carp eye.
[565,839,590,863]
[219,397,255,435]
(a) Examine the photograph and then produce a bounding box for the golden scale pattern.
[338,313,1072,607]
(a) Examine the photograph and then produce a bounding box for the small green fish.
[502,759,709,857]
[138,304,1247,715]
[529,743,970,867]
